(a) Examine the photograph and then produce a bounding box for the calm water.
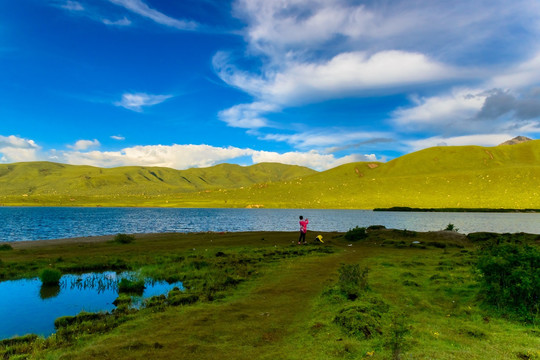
[1,207,540,242]
[0,272,183,339]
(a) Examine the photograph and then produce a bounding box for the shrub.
[0,244,13,251]
[39,268,62,285]
[333,295,390,339]
[338,263,369,300]
[476,243,540,321]
[113,233,135,244]
[445,223,459,232]
[344,226,368,242]
[118,278,145,294]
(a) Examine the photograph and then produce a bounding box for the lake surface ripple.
[1,207,540,242]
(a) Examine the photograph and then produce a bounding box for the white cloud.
[406,134,514,152]
[490,51,540,89]
[61,1,84,11]
[260,129,391,151]
[107,0,197,30]
[111,135,125,140]
[217,102,276,128]
[115,92,173,112]
[217,0,540,150]
[217,51,459,108]
[215,50,460,129]
[251,150,378,171]
[61,144,253,169]
[233,0,540,61]
[67,139,101,150]
[103,17,132,26]
[392,88,486,132]
[57,143,376,171]
[391,51,540,137]
[0,135,41,163]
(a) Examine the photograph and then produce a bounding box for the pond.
[0,272,183,340]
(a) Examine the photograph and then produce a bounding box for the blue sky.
[1,0,540,170]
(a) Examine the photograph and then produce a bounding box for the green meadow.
[0,229,538,359]
[1,141,540,209]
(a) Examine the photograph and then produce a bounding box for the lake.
[1,207,540,242]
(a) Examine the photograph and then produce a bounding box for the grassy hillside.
[174,140,540,209]
[2,140,540,208]
[0,162,316,206]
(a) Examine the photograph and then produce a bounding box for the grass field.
[2,141,540,209]
[0,229,538,359]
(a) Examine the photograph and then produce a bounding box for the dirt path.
[64,246,370,360]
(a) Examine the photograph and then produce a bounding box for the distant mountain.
[499,136,532,145]
[0,162,316,205]
[2,140,540,209]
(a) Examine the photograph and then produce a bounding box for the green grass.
[0,230,538,359]
[2,141,540,208]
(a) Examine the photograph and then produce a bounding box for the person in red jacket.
[298,215,309,244]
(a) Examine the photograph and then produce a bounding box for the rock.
[498,136,533,145]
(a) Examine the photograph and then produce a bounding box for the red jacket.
[299,218,309,233]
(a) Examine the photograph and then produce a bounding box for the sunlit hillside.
[177,140,540,209]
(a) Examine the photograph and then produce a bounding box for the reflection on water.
[0,272,183,340]
[39,284,60,300]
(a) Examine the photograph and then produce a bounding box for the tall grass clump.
[39,268,62,285]
[118,278,145,294]
[113,233,135,244]
[476,243,540,322]
[338,263,369,300]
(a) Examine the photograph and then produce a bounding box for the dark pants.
[299,231,306,243]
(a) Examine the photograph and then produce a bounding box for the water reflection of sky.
[0,272,182,340]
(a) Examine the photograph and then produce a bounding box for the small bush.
[385,312,411,360]
[118,278,145,294]
[344,226,367,242]
[39,268,62,285]
[333,296,390,339]
[0,244,13,251]
[445,223,459,232]
[113,233,135,244]
[338,263,369,300]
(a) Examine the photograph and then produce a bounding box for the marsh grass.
[39,268,62,285]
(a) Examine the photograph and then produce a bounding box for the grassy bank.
[0,230,539,359]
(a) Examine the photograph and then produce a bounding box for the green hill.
[175,140,540,209]
[2,140,540,208]
[0,162,316,206]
